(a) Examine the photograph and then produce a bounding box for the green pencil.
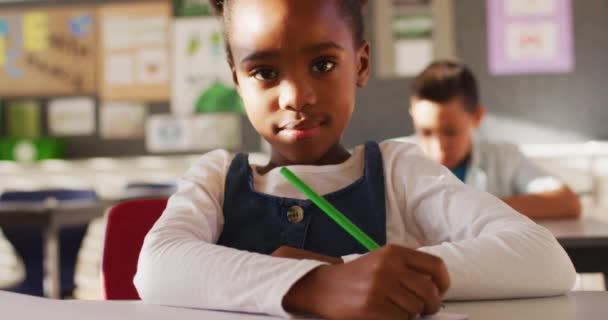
[280,167,380,251]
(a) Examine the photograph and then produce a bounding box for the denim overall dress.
[218,141,386,257]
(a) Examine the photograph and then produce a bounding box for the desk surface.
[0,201,105,228]
[538,217,608,248]
[445,291,608,320]
[1,291,606,320]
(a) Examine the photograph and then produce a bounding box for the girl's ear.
[231,65,241,93]
[356,41,371,87]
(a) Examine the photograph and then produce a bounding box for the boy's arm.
[507,144,581,218]
[501,184,582,219]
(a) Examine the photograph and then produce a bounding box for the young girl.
[134,1,575,319]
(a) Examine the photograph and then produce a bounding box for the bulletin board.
[98,1,171,102]
[0,6,97,96]
[373,0,456,78]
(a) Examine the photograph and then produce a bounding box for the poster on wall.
[0,7,97,96]
[171,17,242,115]
[100,102,147,139]
[146,115,192,152]
[393,11,434,76]
[99,1,171,101]
[374,0,455,78]
[487,0,574,75]
[6,100,40,138]
[146,113,241,152]
[173,0,215,17]
[191,113,241,150]
[48,97,96,136]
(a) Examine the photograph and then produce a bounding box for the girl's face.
[228,0,370,165]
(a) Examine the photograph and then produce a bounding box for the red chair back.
[101,198,167,299]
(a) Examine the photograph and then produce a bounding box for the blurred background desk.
[539,217,608,289]
[0,154,269,299]
[0,200,104,298]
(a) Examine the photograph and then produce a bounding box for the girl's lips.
[279,123,322,141]
[280,119,323,130]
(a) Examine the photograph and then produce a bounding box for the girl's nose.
[278,77,317,111]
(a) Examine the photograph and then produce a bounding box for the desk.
[539,217,608,288]
[445,291,608,320]
[1,290,281,320]
[0,201,105,299]
[1,291,606,320]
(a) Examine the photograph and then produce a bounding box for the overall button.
[287,205,304,223]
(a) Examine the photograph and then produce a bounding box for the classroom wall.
[346,0,608,147]
[1,0,607,158]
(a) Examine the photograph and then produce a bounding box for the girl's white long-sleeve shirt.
[134,141,576,317]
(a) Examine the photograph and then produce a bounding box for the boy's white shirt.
[396,135,565,197]
[134,141,575,317]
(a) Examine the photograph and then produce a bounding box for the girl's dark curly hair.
[209,0,367,65]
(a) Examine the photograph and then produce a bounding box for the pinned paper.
[146,115,193,152]
[105,54,134,85]
[69,14,93,38]
[0,19,8,36]
[102,17,132,50]
[135,48,168,84]
[506,22,558,60]
[48,97,96,136]
[395,38,433,76]
[506,0,557,16]
[100,102,147,139]
[0,37,6,66]
[173,0,214,16]
[488,0,573,75]
[23,12,49,52]
[172,18,239,115]
[99,2,171,101]
[133,17,168,46]
[191,113,241,150]
[7,100,41,138]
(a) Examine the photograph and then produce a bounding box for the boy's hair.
[209,0,366,65]
[411,60,480,113]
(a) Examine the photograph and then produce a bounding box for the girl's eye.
[311,60,336,73]
[252,68,278,81]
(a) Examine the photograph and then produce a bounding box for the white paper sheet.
[191,113,241,150]
[105,54,134,85]
[146,115,193,152]
[135,48,168,84]
[506,22,558,61]
[48,97,96,136]
[394,38,433,76]
[171,18,235,115]
[420,312,468,320]
[505,0,557,16]
[102,17,133,50]
[100,102,146,139]
[146,113,242,152]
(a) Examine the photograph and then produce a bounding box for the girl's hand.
[283,244,450,320]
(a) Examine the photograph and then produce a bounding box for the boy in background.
[408,60,581,219]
